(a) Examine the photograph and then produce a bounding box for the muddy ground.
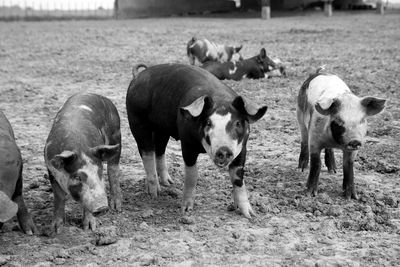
[0,10,399,267]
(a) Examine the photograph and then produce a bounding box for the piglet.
[297,68,386,199]
[44,93,122,233]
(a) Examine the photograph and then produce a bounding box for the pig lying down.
[297,67,386,199]
[201,48,286,81]
[187,36,243,65]
[45,93,122,233]
[0,111,37,234]
[126,63,267,218]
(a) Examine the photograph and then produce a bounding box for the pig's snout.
[215,146,233,167]
[346,140,362,150]
[92,205,109,217]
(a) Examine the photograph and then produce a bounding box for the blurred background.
[0,0,399,20]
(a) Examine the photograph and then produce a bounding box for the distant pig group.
[0,37,386,236]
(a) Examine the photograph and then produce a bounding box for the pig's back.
[127,64,236,138]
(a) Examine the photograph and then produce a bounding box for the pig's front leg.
[107,162,122,211]
[182,163,198,212]
[49,172,66,234]
[14,172,37,235]
[306,145,322,197]
[343,150,358,200]
[181,146,199,213]
[229,148,255,219]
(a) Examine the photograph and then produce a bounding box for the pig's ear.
[235,45,243,53]
[90,144,120,161]
[259,48,267,59]
[232,96,268,124]
[361,97,386,116]
[180,95,212,118]
[50,150,77,171]
[315,98,340,116]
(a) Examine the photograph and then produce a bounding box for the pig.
[297,67,386,199]
[201,48,286,81]
[44,93,122,233]
[0,111,37,234]
[187,36,243,65]
[126,63,267,218]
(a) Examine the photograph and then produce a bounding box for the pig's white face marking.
[78,105,93,112]
[79,153,107,213]
[330,94,368,148]
[201,112,243,167]
[229,62,238,75]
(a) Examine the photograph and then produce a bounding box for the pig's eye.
[72,175,81,181]
[235,120,242,128]
[333,118,344,126]
[205,119,212,128]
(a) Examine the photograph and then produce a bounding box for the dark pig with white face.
[0,111,37,234]
[44,93,122,233]
[297,68,386,199]
[126,63,267,218]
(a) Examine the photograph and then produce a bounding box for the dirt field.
[0,11,399,266]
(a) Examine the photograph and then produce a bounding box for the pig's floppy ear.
[90,144,120,161]
[50,150,77,171]
[315,98,340,116]
[361,97,386,116]
[232,96,268,124]
[259,48,267,59]
[180,95,212,118]
[235,45,243,53]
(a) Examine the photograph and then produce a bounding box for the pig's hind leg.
[324,148,337,174]
[48,171,67,234]
[129,118,160,197]
[306,146,322,197]
[297,110,309,171]
[155,133,173,187]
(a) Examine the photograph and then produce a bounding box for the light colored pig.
[297,67,386,199]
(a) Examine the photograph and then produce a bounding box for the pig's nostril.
[348,140,362,149]
[92,206,109,216]
[216,147,234,162]
[216,151,224,160]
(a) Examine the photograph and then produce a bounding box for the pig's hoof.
[344,189,358,200]
[52,218,64,234]
[110,193,122,212]
[327,168,337,174]
[160,174,174,187]
[146,179,161,198]
[305,187,318,197]
[83,214,97,231]
[237,201,256,219]
[182,199,194,213]
[20,216,38,235]
[298,160,308,171]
